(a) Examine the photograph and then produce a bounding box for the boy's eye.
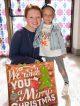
[43,14,53,17]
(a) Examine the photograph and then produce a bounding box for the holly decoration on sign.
[39,64,52,90]
[31,77,39,89]
[10,91,18,101]
[11,103,18,106]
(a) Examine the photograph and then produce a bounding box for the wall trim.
[72,48,80,55]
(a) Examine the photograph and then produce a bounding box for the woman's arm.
[9,31,35,64]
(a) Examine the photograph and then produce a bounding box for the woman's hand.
[35,59,41,63]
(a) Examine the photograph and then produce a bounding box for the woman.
[9,4,42,64]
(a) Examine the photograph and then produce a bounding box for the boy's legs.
[54,56,69,84]
[45,56,69,84]
[54,56,69,96]
[45,56,69,96]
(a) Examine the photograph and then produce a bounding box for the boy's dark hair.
[25,4,42,18]
[42,3,55,13]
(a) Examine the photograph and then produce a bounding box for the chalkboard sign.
[6,62,58,106]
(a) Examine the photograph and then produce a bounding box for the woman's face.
[26,9,42,31]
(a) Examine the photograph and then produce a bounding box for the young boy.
[33,4,69,96]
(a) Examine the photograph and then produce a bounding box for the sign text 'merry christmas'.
[17,87,55,100]
[11,94,56,106]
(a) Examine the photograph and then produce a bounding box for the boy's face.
[42,7,55,25]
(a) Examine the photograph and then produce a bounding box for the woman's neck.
[25,25,36,32]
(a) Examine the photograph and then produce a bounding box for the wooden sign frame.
[6,62,58,106]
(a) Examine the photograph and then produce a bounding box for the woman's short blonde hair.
[24,4,42,18]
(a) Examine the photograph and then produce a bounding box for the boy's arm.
[57,25,67,54]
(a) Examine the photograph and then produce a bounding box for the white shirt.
[40,24,62,57]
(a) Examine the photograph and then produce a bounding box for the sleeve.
[9,31,35,64]
[56,25,67,54]
[33,29,41,48]
[33,23,43,48]
[33,34,41,48]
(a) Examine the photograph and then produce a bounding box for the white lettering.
[11,79,30,90]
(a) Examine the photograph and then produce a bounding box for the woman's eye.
[29,17,33,19]
[36,17,40,19]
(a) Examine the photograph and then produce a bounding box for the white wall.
[72,0,80,55]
